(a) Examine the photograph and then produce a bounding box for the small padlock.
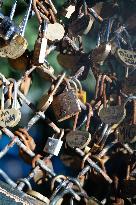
[68,14,95,37]
[32,21,48,65]
[91,43,111,66]
[44,22,65,41]
[43,130,64,156]
[99,105,126,127]
[0,0,32,59]
[51,80,81,122]
[122,73,136,95]
[37,73,65,112]
[68,2,103,37]
[116,48,136,67]
[117,123,136,150]
[66,104,92,151]
[36,61,55,81]
[0,78,21,127]
[66,130,91,150]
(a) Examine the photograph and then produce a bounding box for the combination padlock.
[43,130,64,156]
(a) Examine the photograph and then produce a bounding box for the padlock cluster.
[0,0,136,205]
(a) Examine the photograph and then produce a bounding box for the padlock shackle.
[9,0,17,20]
[8,78,18,109]
[0,73,7,110]
[19,0,33,36]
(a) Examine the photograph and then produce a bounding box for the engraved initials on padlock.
[0,77,21,127]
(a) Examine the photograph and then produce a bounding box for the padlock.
[66,130,91,150]
[37,73,65,112]
[68,2,103,37]
[66,104,92,151]
[91,43,111,66]
[44,23,65,41]
[57,53,81,70]
[122,73,136,95]
[32,20,48,65]
[68,14,95,37]
[8,50,31,72]
[51,80,81,122]
[43,130,64,156]
[0,77,21,127]
[36,61,55,81]
[116,48,136,67]
[99,105,126,127]
[117,124,136,150]
[0,0,32,59]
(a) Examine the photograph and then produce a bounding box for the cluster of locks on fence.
[0,0,135,204]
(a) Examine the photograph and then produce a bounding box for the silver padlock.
[43,130,64,156]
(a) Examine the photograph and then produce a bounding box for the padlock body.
[52,89,81,122]
[33,37,47,65]
[66,130,91,149]
[0,108,21,127]
[43,137,63,156]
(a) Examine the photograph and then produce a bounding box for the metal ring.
[51,175,67,191]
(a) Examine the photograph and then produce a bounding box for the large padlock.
[51,80,81,122]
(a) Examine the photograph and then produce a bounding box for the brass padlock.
[52,80,81,122]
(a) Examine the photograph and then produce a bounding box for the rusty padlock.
[51,79,81,122]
